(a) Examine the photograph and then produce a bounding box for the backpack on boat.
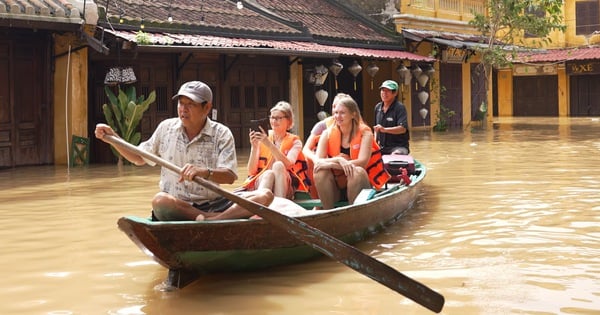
[382,154,415,184]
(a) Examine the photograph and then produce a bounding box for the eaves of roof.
[516,46,600,63]
[0,0,91,31]
[106,29,434,62]
[403,28,491,50]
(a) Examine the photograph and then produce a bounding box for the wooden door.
[222,57,287,149]
[513,76,558,116]
[0,34,50,168]
[570,74,600,116]
[440,63,463,128]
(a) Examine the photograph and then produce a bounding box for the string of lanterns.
[307,59,435,123]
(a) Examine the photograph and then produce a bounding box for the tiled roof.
[107,29,434,62]
[403,28,488,43]
[101,0,400,47]
[516,46,600,63]
[245,0,397,44]
[103,0,306,38]
[0,0,92,28]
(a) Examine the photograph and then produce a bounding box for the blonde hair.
[270,101,295,129]
[332,93,349,110]
[334,94,363,138]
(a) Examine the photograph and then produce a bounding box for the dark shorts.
[193,196,234,213]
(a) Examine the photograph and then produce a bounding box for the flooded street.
[0,117,598,314]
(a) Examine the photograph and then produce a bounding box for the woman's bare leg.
[203,188,274,221]
[313,168,340,210]
[271,161,292,198]
[346,167,371,204]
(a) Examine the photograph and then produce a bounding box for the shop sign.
[513,64,557,76]
[566,61,600,75]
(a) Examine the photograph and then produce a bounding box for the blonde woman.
[243,101,310,198]
[313,95,390,209]
[302,93,346,198]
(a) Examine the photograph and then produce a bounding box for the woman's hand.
[338,157,354,177]
[249,129,267,146]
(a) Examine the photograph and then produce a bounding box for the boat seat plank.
[354,188,377,204]
[294,188,377,209]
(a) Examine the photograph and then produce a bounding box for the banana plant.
[102,85,156,164]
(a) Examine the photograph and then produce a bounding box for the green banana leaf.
[102,85,156,162]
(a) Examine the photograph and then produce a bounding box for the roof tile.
[517,46,600,63]
[107,29,434,62]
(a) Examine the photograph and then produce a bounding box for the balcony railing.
[409,0,485,16]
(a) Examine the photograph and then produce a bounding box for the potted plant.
[431,85,456,132]
[102,85,156,165]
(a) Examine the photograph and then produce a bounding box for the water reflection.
[0,118,598,314]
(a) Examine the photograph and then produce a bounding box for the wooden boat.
[117,159,426,289]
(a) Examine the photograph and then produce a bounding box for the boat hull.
[117,162,426,288]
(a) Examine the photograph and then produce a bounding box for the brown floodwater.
[0,117,598,315]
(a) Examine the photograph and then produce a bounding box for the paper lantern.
[104,67,137,85]
[418,91,429,105]
[317,111,328,121]
[348,60,362,91]
[366,62,379,90]
[315,89,328,107]
[314,65,329,86]
[329,60,343,90]
[396,64,412,85]
[411,65,423,78]
[425,64,435,77]
[419,107,429,120]
[417,73,429,87]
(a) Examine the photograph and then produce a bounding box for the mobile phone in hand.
[250,118,270,133]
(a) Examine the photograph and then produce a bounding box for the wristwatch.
[205,168,212,179]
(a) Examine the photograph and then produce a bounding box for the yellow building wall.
[496,69,513,116]
[461,63,472,127]
[53,33,89,165]
[557,65,568,116]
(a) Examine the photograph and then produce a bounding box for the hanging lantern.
[317,111,328,121]
[315,89,328,107]
[314,65,329,86]
[411,65,423,78]
[104,66,137,86]
[348,60,363,91]
[425,64,435,77]
[419,107,429,120]
[396,63,412,85]
[366,62,379,90]
[417,73,429,88]
[304,69,316,85]
[329,59,343,91]
[418,90,429,105]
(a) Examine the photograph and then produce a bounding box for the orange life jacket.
[306,116,336,198]
[308,116,337,149]
[326,123,390,189]
[243,132,311,192]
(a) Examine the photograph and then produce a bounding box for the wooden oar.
[104,134,445,313]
